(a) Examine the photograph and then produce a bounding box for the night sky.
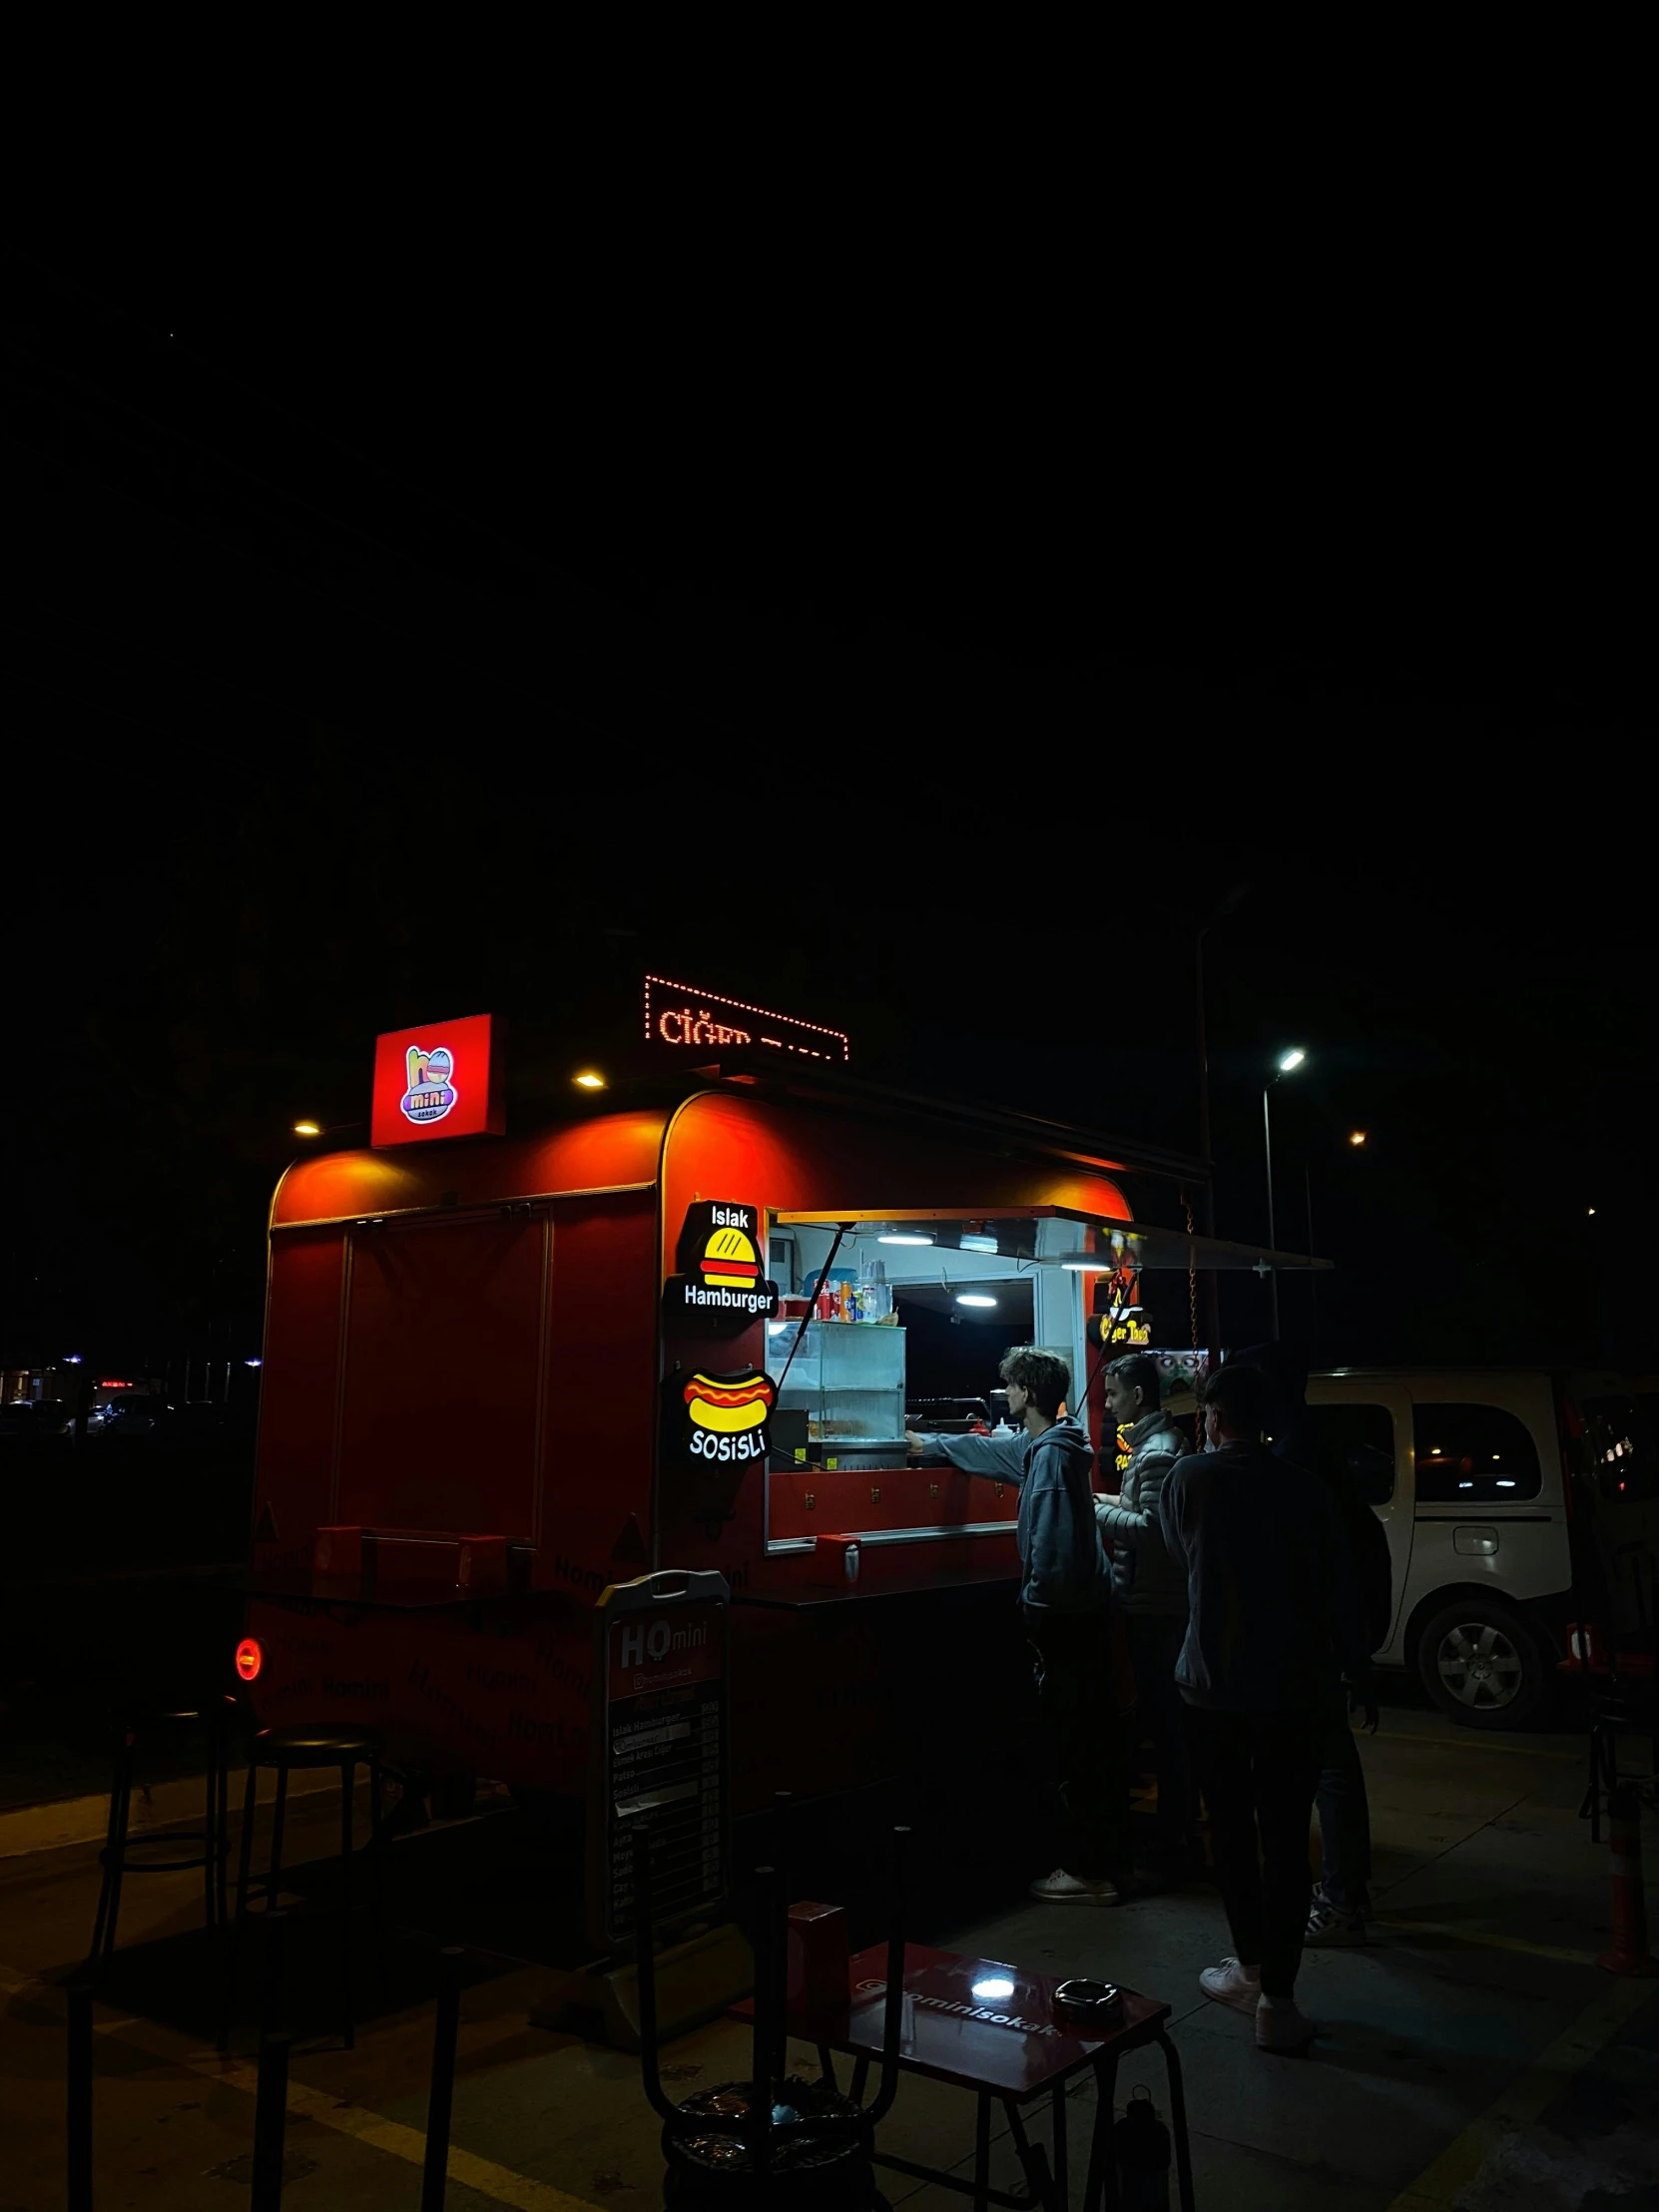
[7,239,1651,1383]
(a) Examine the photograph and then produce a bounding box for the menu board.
[587,1571,731,1952]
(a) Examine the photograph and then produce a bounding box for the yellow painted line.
[2,1961,603,2212]
[1383,1971,1659,2210]
[1377,1918,1599,1967]
[1371,1730,1583,1762]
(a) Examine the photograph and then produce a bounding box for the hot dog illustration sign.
[671,1365,779,1466]
[662,1201,779,1330]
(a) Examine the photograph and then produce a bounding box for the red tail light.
[235,1637,264,1683]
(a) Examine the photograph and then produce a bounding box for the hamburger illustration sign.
[663,1201,779,1331]
[672,1365,778,1467]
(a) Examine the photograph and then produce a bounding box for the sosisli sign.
[643,976,849,1064]
[675,1367,778,1465]
[370,1014,506,1147]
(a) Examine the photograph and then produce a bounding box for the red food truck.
[239,1000,1322,1816]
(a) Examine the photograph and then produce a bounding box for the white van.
[1303,1368,1657,1729]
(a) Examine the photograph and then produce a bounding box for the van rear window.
[1413,1405,1541,1502]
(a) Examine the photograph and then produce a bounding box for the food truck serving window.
[755,1213,1100,1556]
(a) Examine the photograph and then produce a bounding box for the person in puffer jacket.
[1096,1354,1196,1861]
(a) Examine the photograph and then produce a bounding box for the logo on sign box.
[662,1201,779,1331]
[371,1014,505,1147]
[400,1044,457,1125]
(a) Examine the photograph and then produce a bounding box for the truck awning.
[772,1208,1333,1272]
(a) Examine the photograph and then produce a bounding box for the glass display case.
[775,1322,906,1462]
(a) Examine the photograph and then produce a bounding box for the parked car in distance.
[1305,1368,1653,1729]
[0,1400,73,1437]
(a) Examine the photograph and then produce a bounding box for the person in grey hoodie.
[915,1347,1129,1904]
[1095,1353,1195,1862]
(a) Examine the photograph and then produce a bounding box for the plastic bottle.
[1114,2087,1171,2210]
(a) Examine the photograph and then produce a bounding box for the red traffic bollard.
[1598,1788,1659,1976]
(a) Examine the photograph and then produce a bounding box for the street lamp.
[1263,1049,1307,1340]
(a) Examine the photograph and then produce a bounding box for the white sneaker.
[1198,1956,1262,2013]
[1028,1867,1124,1906]
[1256,1993,1318,2052]
[1305,1891,1368,1946]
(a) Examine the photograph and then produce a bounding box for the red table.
[736,1940,1194,2210]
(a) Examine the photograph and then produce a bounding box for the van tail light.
[235,1637,264,1683]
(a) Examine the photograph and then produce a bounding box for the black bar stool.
[233,1728,385,2050]
[86,1702,235,2032]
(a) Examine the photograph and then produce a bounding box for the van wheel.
[1415,1599,1547,1729]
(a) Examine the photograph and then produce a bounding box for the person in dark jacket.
[1096,1353,1195,1863]
[1160,1362,1375,2051]
[1232,1345,1389,1945]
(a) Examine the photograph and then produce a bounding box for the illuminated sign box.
[371,1013,505,1147]
[644,976,849,1064]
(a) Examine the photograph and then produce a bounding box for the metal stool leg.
[216,1724,233,1933]
[973,2090,991,2212]
[96,1735,136,1972]
[1050,2081,1068,2210]
[339,1759,356,2049]
[1004,2097,1058,2211]
[203,1729,220,1936]
[1084,2050,1121,2212]
[88,1731,132,1970]
[369,1758,386,1935]
[236,1760,260,1926]
[267,1767,289,1911]
[1155,2026,1196,2212]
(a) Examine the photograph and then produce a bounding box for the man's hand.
[1348,1679,1380,1734]
[904,1430,925,1457]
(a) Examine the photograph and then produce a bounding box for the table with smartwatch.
[735,1939,1195,2211]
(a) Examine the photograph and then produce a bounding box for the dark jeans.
[1182,1703,1323,1999]
[1126,1613,1194,1846]
[1315,1687,1373,1913]
[1024,1607,1132,1884]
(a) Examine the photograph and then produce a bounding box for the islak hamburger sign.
[662,1201,779,1330]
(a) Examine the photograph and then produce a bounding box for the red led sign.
[643,976,849,1063]
[371,1013,505,1147]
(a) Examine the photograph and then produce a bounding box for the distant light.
[235,1637,263,1683]
[574,1071,607,1090]
[956,1294,998,1309]
[959,1234,999,1254]
[292,1120,322,1137]
[1350,1131,1367,1146]
[1277,1047,1307,1073]
[878,1234,934,1246]
[1458,1480,1472,1488]
[244,1359,263,1369]
[1496,1479,1516,1487]
[64,1356,83,1365]
[1587,1207,1596,1217]
[1061,1259,1108,1272]
[971,1976,1015,2001]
